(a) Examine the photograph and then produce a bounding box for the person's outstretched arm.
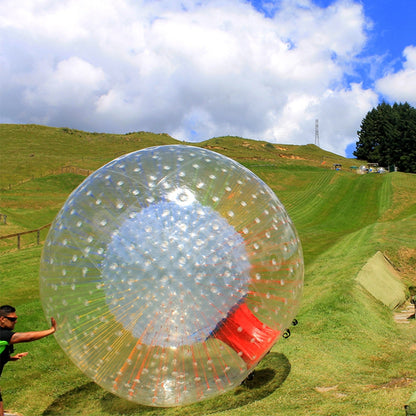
[10,317,57,344]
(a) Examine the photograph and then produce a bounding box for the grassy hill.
[0,124,358,190]
[0,125,415,415]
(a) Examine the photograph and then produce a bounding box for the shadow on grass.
[42,352,290,415]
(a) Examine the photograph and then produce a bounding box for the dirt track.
[394,301,416,324]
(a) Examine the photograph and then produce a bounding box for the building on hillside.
[357,165,368,174]
[367,163,379,173]
[356,163,388,174]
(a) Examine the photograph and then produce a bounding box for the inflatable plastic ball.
[40,145,303,407]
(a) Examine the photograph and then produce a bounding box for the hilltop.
[0,124,359,189]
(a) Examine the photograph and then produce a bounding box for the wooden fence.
[0,166,92,250]
[0,223,51,250]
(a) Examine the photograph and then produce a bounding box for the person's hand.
[11,352,28,360]
[51,317,57,332]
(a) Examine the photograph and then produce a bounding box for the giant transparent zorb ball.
[40,145,303,407]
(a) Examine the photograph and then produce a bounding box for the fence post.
[17,234,21,250]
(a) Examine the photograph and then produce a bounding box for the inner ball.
[102,200,250,347]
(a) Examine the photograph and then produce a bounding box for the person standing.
[0,305,57,416]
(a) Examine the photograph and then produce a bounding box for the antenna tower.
[315,119,320,147]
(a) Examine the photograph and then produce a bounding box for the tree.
[354,102,416,173]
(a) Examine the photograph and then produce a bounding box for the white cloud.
[0,0,383,155]
[24,57,107,106]
[376,45,416,106]
[262,83,378,155]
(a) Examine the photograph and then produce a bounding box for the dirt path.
[394,301,416,324]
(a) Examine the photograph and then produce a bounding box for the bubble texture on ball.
[40,145,303,407]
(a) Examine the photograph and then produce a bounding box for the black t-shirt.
[0,327,14,377]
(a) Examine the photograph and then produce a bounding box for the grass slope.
[0,124,180,189]
[0,125,415,415]
[0,125,358,190]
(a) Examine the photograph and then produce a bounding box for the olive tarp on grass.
[356,251,406,310]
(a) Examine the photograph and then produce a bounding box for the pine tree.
[354,102,416,173]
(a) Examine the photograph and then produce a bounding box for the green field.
[1,125,416,415]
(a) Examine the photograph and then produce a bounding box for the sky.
[0,0,415,157]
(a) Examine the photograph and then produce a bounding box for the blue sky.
[363,0,414,61]
[354,0,415,86]
[0,0,415,157]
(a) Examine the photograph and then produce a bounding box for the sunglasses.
[2,316,17,322]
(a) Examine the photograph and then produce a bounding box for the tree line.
[354,102,416,173]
